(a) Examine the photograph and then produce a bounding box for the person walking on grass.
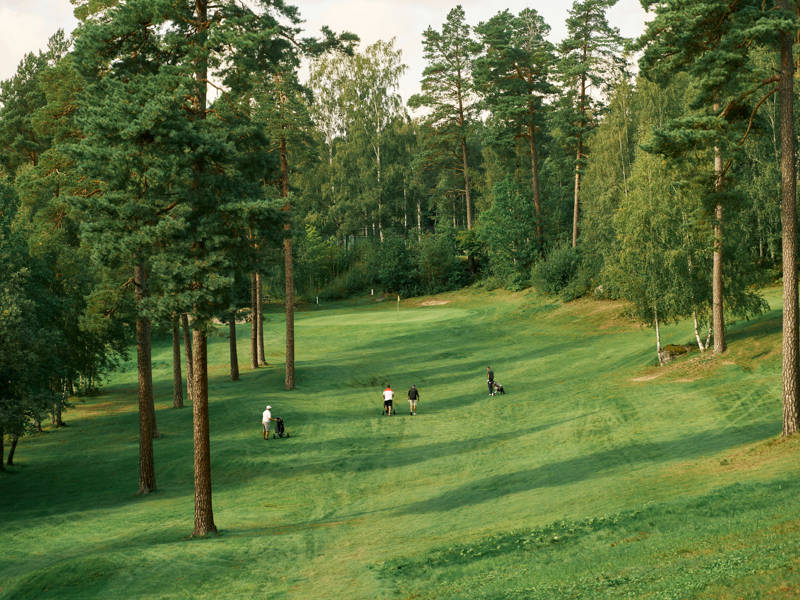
[262,404,276,440]
[408,384,420,415]
[487,366,495,396]
[382,384,394,416]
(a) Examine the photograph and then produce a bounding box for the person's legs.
[488,380,494,395]
[388,401,393,416]
[263,424,269,439]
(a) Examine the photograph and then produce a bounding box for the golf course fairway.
[3,287,800,599]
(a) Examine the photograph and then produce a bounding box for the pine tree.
[73,0,352,533]
[776,0,798,435]
[557,0,626,247]
[639,0,794,372]
[171,316,184,408]
[409,5,481,230]
[474,9,556,252]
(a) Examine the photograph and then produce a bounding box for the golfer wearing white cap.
[262,405,276,440]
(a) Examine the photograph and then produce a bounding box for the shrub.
[417,226,468,293]
[476,178,538,290]
[319,262,370,300]
[532,242,583,298]
[367,233,419,296]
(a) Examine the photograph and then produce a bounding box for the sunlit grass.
[1,286,796,599]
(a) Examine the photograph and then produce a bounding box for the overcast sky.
[1,0,650,103]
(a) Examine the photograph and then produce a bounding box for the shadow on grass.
[725,309,781,344]
[400,421,775,515]
[381,474,800,584]
[265,413,601,480]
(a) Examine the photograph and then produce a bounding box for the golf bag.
[492,381,505,395]
[273,416,289,438]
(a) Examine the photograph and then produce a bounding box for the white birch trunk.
[693,311,707,352]
[654,305,663,365]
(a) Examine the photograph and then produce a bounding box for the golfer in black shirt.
[408,384,420,415]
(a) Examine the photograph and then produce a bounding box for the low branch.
[154,200,180,216]
[738,86,777,145]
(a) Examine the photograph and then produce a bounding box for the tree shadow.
[263,412,601,480]
[725,308,781,344]
[399,421,775,515]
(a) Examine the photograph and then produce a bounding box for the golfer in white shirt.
[262,405,275,440]
[382,385,394,416]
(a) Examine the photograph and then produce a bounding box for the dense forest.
[2,0,799,535]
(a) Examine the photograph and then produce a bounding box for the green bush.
[417,226,468,293]
[476,178,538,290]
[366,234,419,296]
[319,262,370,300]
[532,242,582,298]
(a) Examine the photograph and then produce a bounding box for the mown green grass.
[2,286,798,599]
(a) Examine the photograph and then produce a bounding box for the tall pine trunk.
[0,429,4,472]
[280,133,295,390]
[256,273,266,365]
[417,195,422,242]
[192,0,217,537]
[229,317,240,381]
[250,272,258,369]
[53,399,64,427]
[572,62,587,248]
[191,327,217,536]
[572,142,582,247]
[460,136,472,230]
[181,314,194,403]
[779,0,799,436]
[189,0,217,537]
[172,317,184,409]
[712,138,726,354]
[7,434,18,466]
[134,263,156,494]
[528,123,543,252]
[456,67,472,231]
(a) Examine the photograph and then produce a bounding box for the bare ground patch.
[419,299,450,306]
[631,372,662,382]
[662,436,800,484]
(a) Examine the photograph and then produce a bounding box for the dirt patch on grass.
[76,400,133,417]
[631,372,661,382]
[551,297,634,331]
[610,531,650,547]
[419,300,451,306]
[771,519,800,535]
[663,436,800,483]
[767,583,800,600]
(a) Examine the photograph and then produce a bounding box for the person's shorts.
[383,400,393,408]
[409,399,417,406]
[263,422,271,432]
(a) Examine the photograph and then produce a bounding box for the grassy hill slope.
[2,287,799,599]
